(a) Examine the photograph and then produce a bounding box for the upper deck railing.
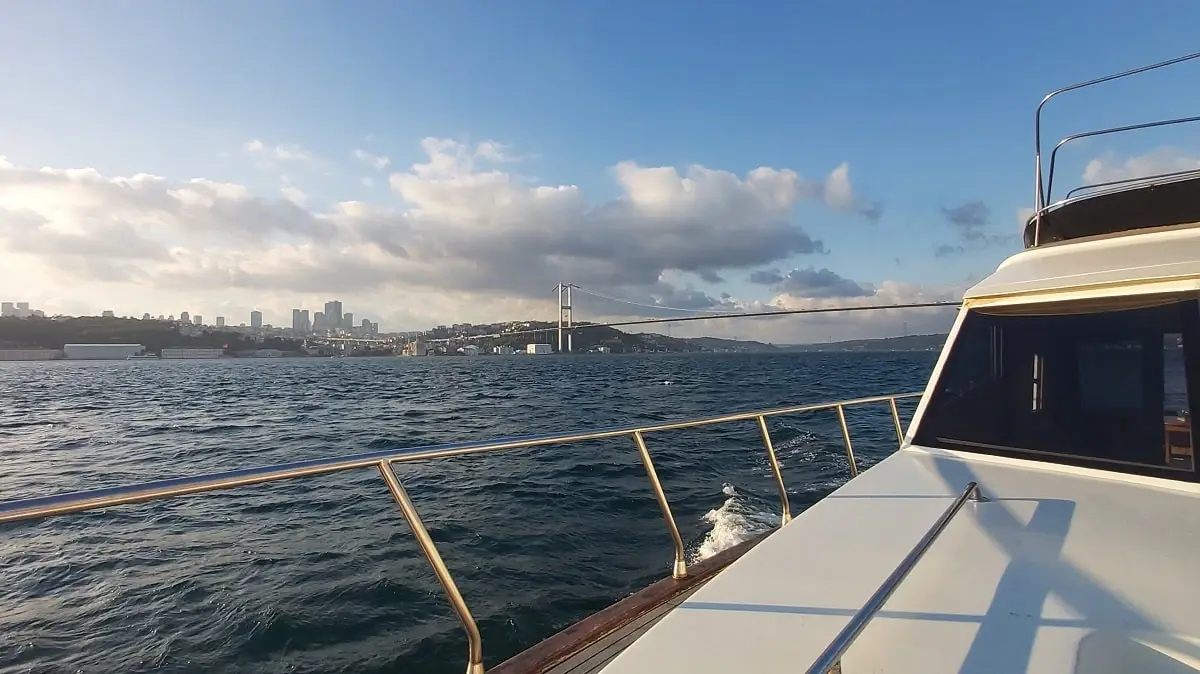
[0,391,920,674]
[1031,51,1200,246]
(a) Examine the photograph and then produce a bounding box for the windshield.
[914,297,1198,480]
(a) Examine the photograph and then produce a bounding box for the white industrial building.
[494,345,514,355]
[161,348,224,359]
[0,349,61,361]
[64,344,145,360]
[403,340,430,356]
[526,343,552,355]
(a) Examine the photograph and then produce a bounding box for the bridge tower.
[556,283,575,353]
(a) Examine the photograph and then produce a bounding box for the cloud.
[1082,147,1200,185]
[280,184,308,207]
[746,266,875,298]
[1016,207,1035,231]
[940,201,989,236]
[775,267,875,298]
[475,140,523,163]
[821,163,883,221]
[935,200,1016,257]
[243,139,322,167]
[352,149,391,171]
[0,139,940,340]
[748,269,785,285]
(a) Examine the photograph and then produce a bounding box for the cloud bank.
[0,140,954,341]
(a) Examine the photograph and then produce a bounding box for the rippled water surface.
[0,352,935,673]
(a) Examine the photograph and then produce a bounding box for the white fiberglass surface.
[599,448,1200,674]
[965,225,1200,300]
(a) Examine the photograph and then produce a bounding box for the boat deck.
[596,446,1200,673]
[491,534,769,674]
[544,585,699,674]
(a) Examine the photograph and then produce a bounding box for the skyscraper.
[180,311,190,324]
[251,311,263,328]
[343,312,353,328]
[324,300,342,330]
[292,308,311,334]
[216,316,226,328]
[194,315,203,326]
[313,311,325,331]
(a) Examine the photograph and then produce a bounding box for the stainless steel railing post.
[378,461,485,674]
[632,431,688,579]
[835,404,859,477]
[756,416,792,525]
[888,397,905,448]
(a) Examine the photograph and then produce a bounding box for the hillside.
[0,316,302,353]
[426,320,945,354]
[783,333,947,352]
[683,336,779,352]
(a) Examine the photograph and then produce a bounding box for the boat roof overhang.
[963,223,1200,308]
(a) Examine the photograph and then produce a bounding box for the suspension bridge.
[419,282,960,352]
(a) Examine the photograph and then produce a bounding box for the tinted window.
[914,299,1198,479]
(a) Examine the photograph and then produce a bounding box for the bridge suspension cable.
[571,286,743,314]
[424,300,959,343]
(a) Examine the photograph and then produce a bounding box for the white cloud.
[821,162,882,221]
[0,139,941,340]
[280,184,308,207]
[243,139,322,167]
[1082,147,1200,184]
[352,149,390,171]
[475,140,522,163]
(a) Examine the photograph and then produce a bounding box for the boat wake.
[691,483,777,563]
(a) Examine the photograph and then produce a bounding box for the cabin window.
[914,298,1198,479]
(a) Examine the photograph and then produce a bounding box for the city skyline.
[26,299,379,336]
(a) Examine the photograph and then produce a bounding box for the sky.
[2,0,1199,342]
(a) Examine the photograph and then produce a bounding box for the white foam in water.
[691,483,777,563]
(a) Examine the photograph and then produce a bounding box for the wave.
[691,483,777,563]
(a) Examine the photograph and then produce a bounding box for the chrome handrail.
[0,391,920,674]
[1063,167,1200,201]
[1042,114,1200,208]
[1031,51,1200,246]
[805,481,985,674]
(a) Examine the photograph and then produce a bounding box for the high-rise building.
[313,311,325,331]
[343,312,353,328]
[142,313,151,321]
[251,311,263,328]
[180,311,190,324]
[292,309,311,334]
[1,302,13,317]
[324,300,343,330]
[194,315,203,326]
[216,316,226,328]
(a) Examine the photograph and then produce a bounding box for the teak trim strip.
[491,531,772,673]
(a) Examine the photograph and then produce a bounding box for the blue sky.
[1,1,1199,337]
